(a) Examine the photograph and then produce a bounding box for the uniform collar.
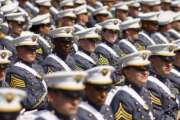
[84,97,102,111]
[79,47,92,56]
[19,59,36,67]
[102,40,116,48]
[150,71,168,83]
[124,80,145,96]
[54,110,72,120]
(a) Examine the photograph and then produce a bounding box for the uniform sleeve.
[6,73,26,89]
[111,92,133,120]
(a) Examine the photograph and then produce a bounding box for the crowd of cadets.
[0,0,179,120]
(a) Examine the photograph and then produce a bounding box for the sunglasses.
[61,91,83,99]
[130,65,149,72]
[93,85,111,92]
[53,37,74,42]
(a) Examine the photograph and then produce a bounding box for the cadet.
[0,22,16,56]
[30,13,51,41]
[171,1,180,12]
[95,19,120,65]
[74,0,86,7]
[105,50,153,120]
[140,0,162,12]
[0,50,11,87]
[30,13,52,62]
[157,11,179,42]
[5,12,26,38]
[161,0,172,11]
[44,71,87,120]
[74,5,89,32]
[128,1,140,18]
[172,12,180,33]
[0,88,26,120]
[60,0,74,10]
[71,27,99,70]
[6,31,48,110]
[93,6,111,24]
[35,0,51,15]
[113,2,129,21]
[119,17,145,52]
[17,0,39,17]
[147,43,180,119]
[150,12,171,44]
[77,65,114,120]
[101,0,116,10]
[56,9,76,27]
[86,0,103,9]
[168,40,180,93]
[51,0,59,11]
[43,26,74,73]
[138,12,159,48]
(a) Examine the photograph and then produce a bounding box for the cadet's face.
[17,46,37,63]
[85,85,110,106]
[102,1,116,9]
[115,10,128,21]
[147,21,159,32]
[95,15,108,23]
[125,29,139,40]
[123,66,149,86]
[51,0,59,8]
[49,92,80,117]
[78,13,89,23]
[174,51,180,67]
[86,0,96,5]
[103,29,118,44]
[9,21,24,35]
[141,4,151,13]
[173,7,180,12]
[152,5,161,12]
[79,39,96,52]
[61,17,75,27]
[53,39,73,54]
[40,24,50,35]
[172,21,180,31]
[161,3,171,11]
[129,7,139,18]
[39,6,50,14]
[151,56,173,76]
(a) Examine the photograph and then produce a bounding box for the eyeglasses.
[23,46,39,52]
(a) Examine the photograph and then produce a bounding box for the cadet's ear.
[122,67,130,77]
[124,30,130,36]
